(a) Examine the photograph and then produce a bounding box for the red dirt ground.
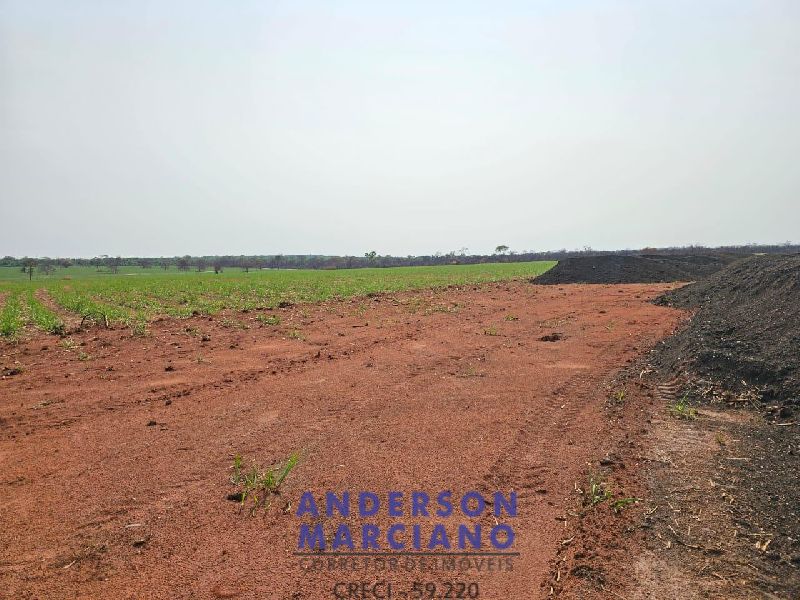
[0,282,684,599]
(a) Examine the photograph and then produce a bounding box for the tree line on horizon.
[2,242,798,277]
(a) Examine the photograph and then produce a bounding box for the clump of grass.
[483,326,499,336]
[504,315,519,321]
[669,395,697,420]
[78,351,91,361]
[229,452,300,514]
[221,318,249,330]
[60,337,78,350]
[583,476,613,507]
[130,317,149,337]
[256,314,281,326]
[425,303,460,315]
[287,328,304,340]
[609,389,626,404]
[579,474,639,513]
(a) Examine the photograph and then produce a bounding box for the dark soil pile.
[653,254,800,401]
[533,254,737,285]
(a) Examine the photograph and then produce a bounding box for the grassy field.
[0,262,555,338]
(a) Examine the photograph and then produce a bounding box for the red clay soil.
[0,282,684,600]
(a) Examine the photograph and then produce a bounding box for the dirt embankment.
[533,254,739,285]
[644,254,800,598]
[653,254,800,403]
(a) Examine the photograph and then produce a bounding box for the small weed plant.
[580,475,639,513]
[256,314,281,326]
[221,318,249,330]
[130,318,149,337]
[229,452,300,514]
[585,476,613,507]
[669,395,697,420]
[611,497,640,513]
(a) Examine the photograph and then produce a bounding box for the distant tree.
[107,256,122,274]
[92,255,108,271]
[177,256,190,271]
[159,259,170,271]
[195,258,207,272]
[494,245,509,255]
[137,258,152,269]
[22,257,36,280]
[212,260,224,274]
[237,256,255,273]
[364,251,377,264]
[40,262,55,276]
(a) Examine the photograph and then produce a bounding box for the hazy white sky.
[1,1,798,258]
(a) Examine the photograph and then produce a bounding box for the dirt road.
[0,282,683,599]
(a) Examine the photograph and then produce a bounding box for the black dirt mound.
[653,254,800,401]
[532,254,737,285]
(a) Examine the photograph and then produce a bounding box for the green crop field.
[0,262,555,338]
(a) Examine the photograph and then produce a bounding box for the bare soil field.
[1,282,684,599]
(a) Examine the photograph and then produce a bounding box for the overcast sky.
[1,1,798,258]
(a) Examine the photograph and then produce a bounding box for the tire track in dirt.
[473,322,669,597]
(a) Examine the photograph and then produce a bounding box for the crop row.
[0,291,67,338]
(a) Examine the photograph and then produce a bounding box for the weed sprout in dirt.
[228,452,301,515]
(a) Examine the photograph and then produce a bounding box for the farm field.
[2,257,798,599]
[0,262,555,338]
[3,2,796,597]
[0,279,684,598]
